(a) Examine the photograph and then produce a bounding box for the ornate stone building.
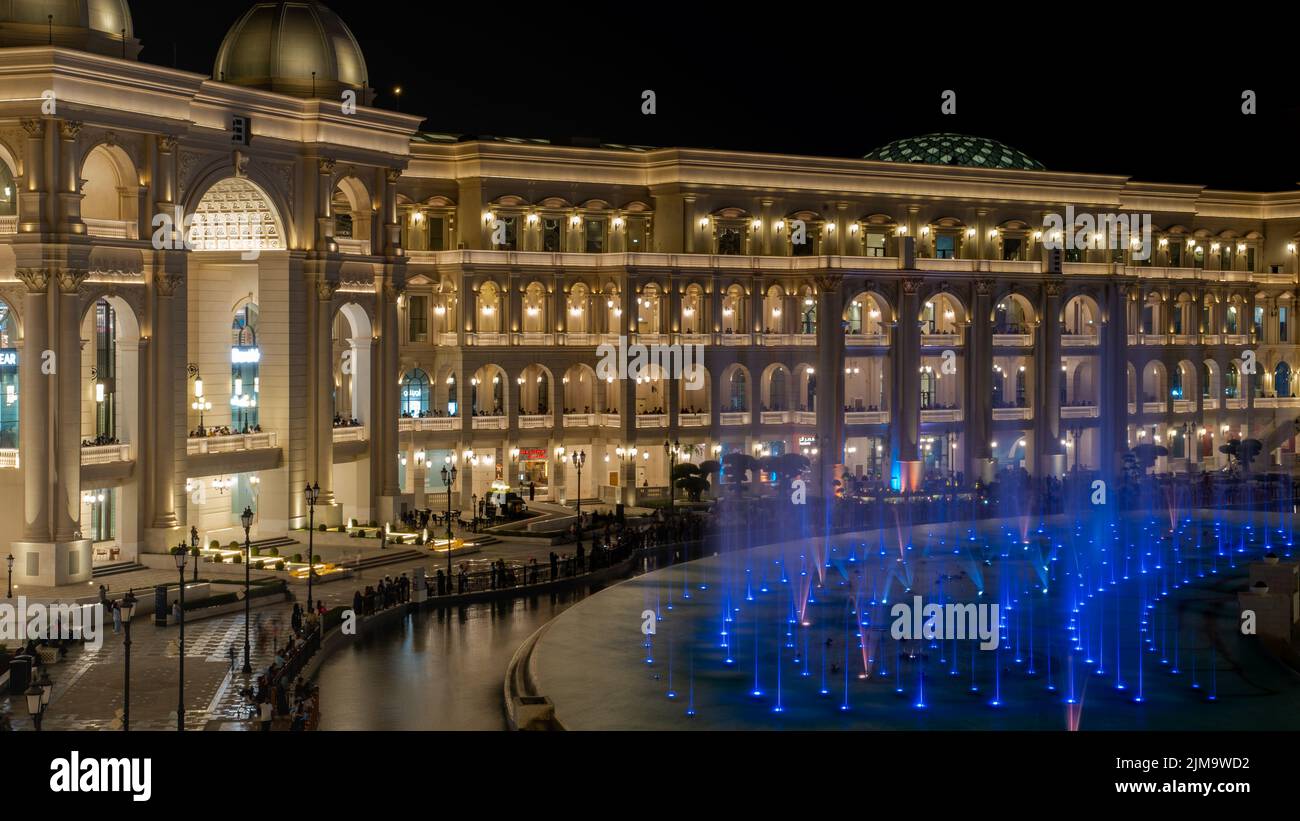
[0,1,1296,587]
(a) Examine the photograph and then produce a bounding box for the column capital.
[385,167,402,185]
[1044,278,1065,297]
[20,118,45,138]
[814,271,843,293]
[16,268,51,293]
[155,273,183,297]
[901,277,923,296]
[318,157,337,176]
[382,278,405,302]
[56,269,89,294]
[974,278,995,296]
[316,277,339,301]
[159,134,180,152]
[58,120,84,141]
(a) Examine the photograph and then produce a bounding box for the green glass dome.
[865,133,1044,171]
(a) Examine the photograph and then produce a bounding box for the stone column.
[152,273,182,530]
[315,158,336,249]
[377,277,403,517]
[815,272,845,496]
[1036,280,1065,477]
[314,277,339,517]
[892,277,923,489]
[16,269,50,541]
[967,278,995,482]
[1098,282,1130,479]
[54,270,87,541]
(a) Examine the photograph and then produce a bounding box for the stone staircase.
[92,560,147,578]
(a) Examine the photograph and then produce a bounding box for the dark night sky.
[128,1,1300,191]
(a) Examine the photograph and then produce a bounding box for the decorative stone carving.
[59,121,83,140]
[56,269,89,294]
[16,268,51,293]
[20,119,45,138]
[159,134,179,152]
[155,274,184,297]
[1044,279,1065,297]
[318,158,336,176]
[901,277,923,296]
[316,278,339,301]
[974,278,995,296]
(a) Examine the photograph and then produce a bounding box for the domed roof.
[865,133,1044,171]
[0,0,140,58]
[214,1,369,100]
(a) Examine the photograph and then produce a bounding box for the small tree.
[1130,444,1168,472]
[721,452,757,495]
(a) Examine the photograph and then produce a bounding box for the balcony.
[1253,397,1300,409]
[1061,405,1100,419]
[992,407,1032,421]
[518,414,552,429]
[845,411,889,425]
[466,332,509,346]
[1201,334,1222,346]
[1140,334,1169,346]
[0,448,18,468]
[1141,402,1166,415]
[634,333,669,346]
[398,417,460,432]
[719,412,751,426]
[760,333,793,346]
[992,334,1033,347]
[563,413,596,428]
[0,215,16,235]
[335,237,371,255]
[636,414,668,429]
[1202,397,1219,410]
[81,444,131,465]
[601,413,621,427]
[921,333,961,347]
[84,217,138,240]
[561,332,598,346]
[1225,398,1247,410]
[436,332,458,346]
[471,415,506,430]
[1224,334,1249,346]
[760,411,789,424]
[678,413,709,427]
[1172,399,1196,413]
[186,432,277,455]
[920,408,963,423]
[1171,334,1198,345]
[793,411,816,425]
[515,332,555,346]
[1061,334,1099,348]
[793,334,817,346]
[719,333,751,346]
[845,333,888,346]
[677,333,710,346]
[332,426,367,443]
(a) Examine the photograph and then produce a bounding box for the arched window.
[1225,363,1239,398]
[1170,367,1183,399]
[1276,362,1293,398]
[94,299,117,438]
[1225,305,1239,334]
[801,295,817,334]
[1202,363,1211,398]
[991,367,1005,407]
[729,370,748,411]
[770,368,788,411]
[401,369,431,416]
[0,162,15,216]
[0,303,17,448]
[920,368,936,409]
[231,304,260,430]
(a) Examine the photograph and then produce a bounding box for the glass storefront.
[231,304,260,430]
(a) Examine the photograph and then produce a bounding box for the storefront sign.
[0,349,15,370]
[230,346,261,364]
[518,448,547,461]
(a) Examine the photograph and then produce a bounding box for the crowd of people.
[351,574,412,616]
[332,415,362,428]
[242,601,326,731]
[189,423,262,438]
[81,434,121,447]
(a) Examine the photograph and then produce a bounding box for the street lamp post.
[663,439,680,520]
[191,373,212,432]
[121,591,136,731]
[25,668,51,731]
[440,463,457,583]
[5,553,12,598]
[570,450,586,557]
[304,482,320,615]
[240,505,254,674]
[172,545,187,731]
